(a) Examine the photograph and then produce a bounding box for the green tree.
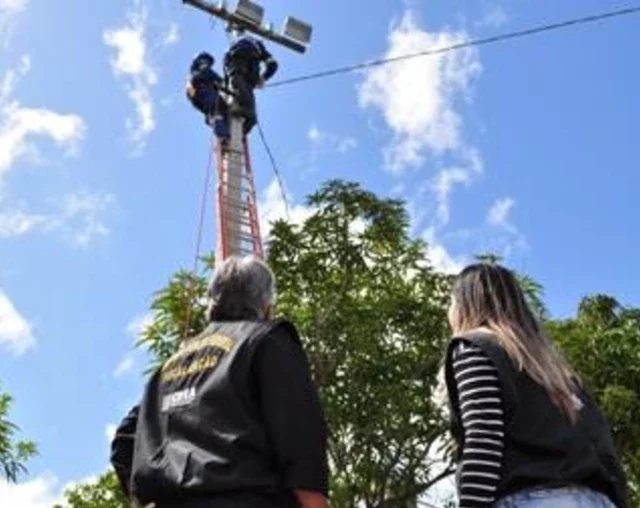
[547,295,640,504]
[0,386,37,482]
[137,180,455,507]
[53,470,128,508]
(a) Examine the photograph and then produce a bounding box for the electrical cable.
[267,5,640,88]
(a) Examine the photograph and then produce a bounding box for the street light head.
[283,16,312,46]
[235,0,264,26]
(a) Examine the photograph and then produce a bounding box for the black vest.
[130,319,301,507]
[224,38,262,85]
[444,332,628,508]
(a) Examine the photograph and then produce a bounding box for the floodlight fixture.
[183,0,311,53]
[235,0,264,26]
[283,16,312,45]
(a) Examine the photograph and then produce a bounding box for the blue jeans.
[494,486,616,507]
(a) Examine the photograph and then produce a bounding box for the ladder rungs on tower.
[215,115,264,264]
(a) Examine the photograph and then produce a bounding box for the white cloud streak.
[0,57,86,183]
[432,167,471,225]
[113,353,135,378]
[0,0,27,12]
[162,22,179,46]
[487,197,515,228]
[104,0,158,153]
[0,289,34,355]
[422,227,465,274]
[105,423,117,443]
[307,124,357,154]
[478,4,508,28]
[0,191,114,247]
[0,0,28,47]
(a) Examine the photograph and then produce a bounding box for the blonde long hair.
[449,263,581,423]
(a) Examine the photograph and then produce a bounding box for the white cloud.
[357,10,529,269]
[105,423,117,443]
[113,353,135,378]
[126,311,154,340]
[477,4,508,28]
[0,289,35,355]
[162,22,179,46]
[104,0,158,153]
[0,54,30,102]
[487,197,515,228]
[484,197,527,258]
[358,11,481,173]
[0,473,63,508]
[115,312,154,379]
[307,124,357,154]
[423,227,465,274]
[0,0,28,47]
[307,125,320,142]
[0,58,86,182]
[0,0,27,12]
[57,191,114,247]
[432,167,471,225]
[258,178,315,238]
[0,210,47,237]
[0,190,114,247]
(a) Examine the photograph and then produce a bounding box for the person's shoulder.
[453,328,503,351]
[265,318,301,344]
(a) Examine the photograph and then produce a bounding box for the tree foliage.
[547,295,640,503]
[53,470,128,508]
[267,180,453,507]
[0,386,37,483]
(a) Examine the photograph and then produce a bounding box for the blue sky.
[0,0,639,504]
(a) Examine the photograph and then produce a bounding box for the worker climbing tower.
[183,0,313,264]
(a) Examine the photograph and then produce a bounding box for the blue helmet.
[191,51,215,72]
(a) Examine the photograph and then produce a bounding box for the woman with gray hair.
[111,256,329,508]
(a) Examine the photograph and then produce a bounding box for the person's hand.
[256,77,266,89]
[185,81,195,98]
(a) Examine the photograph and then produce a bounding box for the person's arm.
[110,405,139,498]
[205,68,224,89]
[253,323,329,508]
[257,42,278,84]
[452,342,505,508]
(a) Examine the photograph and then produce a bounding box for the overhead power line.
[267,5,640,88]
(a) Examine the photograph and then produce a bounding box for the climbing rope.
[256,120,291,221]
[181,133,216,340]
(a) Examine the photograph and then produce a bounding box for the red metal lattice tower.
[215,116,264,264]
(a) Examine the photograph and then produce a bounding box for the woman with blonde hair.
[444,263,628,507]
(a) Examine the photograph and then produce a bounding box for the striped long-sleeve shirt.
[452,341,505,507]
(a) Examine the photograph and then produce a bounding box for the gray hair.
[207,256,276,322]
